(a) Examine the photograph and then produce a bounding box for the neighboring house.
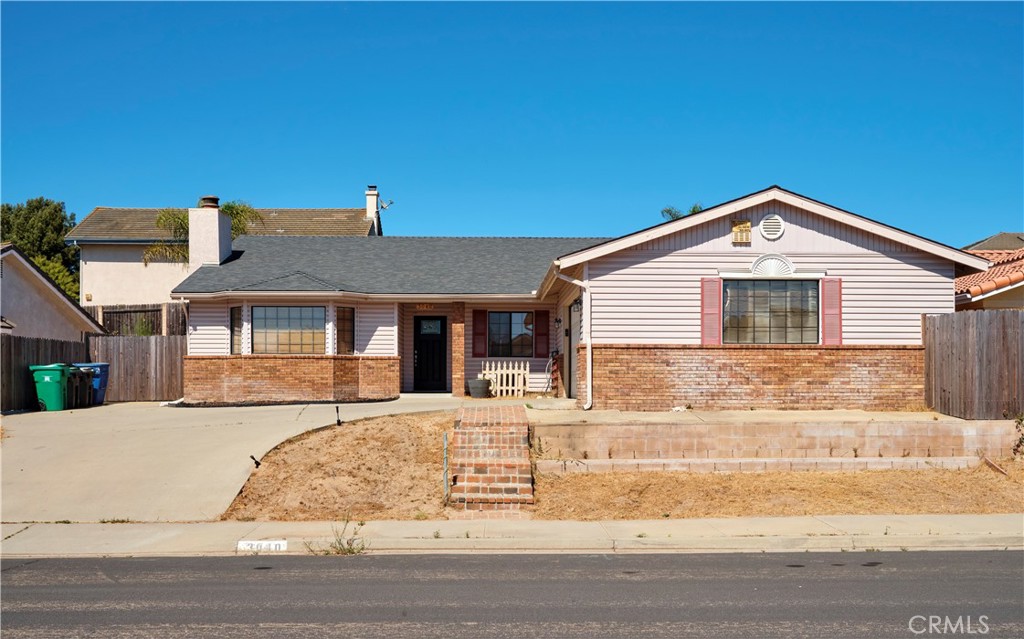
[962,231,1024,251]
[0,243,105,341]
[955,246,1024,309]
[65,186,385,306]
[172,186,989,410]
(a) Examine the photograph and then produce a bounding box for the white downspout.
[555,263,594,410]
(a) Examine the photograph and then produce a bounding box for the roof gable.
[0,244,105,333]
[554,186,990,272]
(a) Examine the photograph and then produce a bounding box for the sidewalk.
[2,514,1020,558]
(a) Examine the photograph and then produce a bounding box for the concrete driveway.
[1,395,558,523]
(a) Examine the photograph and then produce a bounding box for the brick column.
[451,302,465,397]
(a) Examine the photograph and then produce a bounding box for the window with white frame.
[251,306,326,354]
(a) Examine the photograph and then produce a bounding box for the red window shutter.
[534,310,550,358]
[701,278,722,345]
[472,309,488,357]
[821,278,843,345]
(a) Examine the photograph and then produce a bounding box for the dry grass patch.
[223,411,454,521]
[532,462,1024,520]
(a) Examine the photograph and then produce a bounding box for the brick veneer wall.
[451,303,466,397]
[578,344,925,411]
[184,355,400,405]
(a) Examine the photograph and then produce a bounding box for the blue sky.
[2,1,1021,247]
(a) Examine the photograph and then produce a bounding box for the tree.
[143,200,263,265]
[32,255,80,300]
[661,202,704,221]
[0,197,79,297]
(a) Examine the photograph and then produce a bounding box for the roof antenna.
[379,199,394,211]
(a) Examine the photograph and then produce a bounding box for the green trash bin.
[29,364,71,411]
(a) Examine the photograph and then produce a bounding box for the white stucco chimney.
[188,195,232,271]
[365,185,381,236]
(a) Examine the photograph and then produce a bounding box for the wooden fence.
[89,335,186,402]
[924,310,1023,419]
[480,360,530,398]
[83,303,187,336]
[1,335,89,411]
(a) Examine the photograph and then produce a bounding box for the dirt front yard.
[223,411,454,521]
[224,411,1023,521]
[531,463,1024,520]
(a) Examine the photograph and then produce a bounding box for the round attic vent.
[751,254,794,277]
[760,214,785,240]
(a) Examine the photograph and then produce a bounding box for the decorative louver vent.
[731,219,752,244]
[760,214,785,240]
[751,254,794,277]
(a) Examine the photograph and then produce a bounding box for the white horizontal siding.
[356,302,398,356]
[188,301,229,355]
[588,250,954,345]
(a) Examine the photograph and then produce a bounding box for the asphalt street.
[2,551,1021,638]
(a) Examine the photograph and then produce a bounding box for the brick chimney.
[365,185,381,236]
[188,195,232,271]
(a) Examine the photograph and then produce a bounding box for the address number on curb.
[237,539,288,553]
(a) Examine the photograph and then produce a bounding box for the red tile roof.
[955,248,1024,297]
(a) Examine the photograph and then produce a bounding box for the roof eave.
[172,291,540,302]
[65,238,180,245]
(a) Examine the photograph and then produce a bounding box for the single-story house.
[0,243,105,341]
[65,187,386,306]
[172,186,990,410]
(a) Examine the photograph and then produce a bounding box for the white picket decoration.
[480,360,530,398]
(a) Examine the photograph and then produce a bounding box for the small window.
[723,280,818,344]
[252,306,326,354]
[336,307,355,355]
[488,311,533,357]
[230,306,242,355]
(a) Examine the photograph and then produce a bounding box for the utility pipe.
[555,266,594,410]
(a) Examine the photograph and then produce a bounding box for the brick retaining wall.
[184,355,400,404]
[579,344,925,411]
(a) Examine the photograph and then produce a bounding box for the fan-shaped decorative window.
[760,214,785,240]
[750,254,794,277]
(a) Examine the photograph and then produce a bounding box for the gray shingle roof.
[173,236,608,296]
[962,232,1024,251]
[66,207,374,242]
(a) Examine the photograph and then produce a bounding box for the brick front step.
[535,456,981,475]
[449,406,535,511]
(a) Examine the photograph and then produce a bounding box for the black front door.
[413,316,447,391]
